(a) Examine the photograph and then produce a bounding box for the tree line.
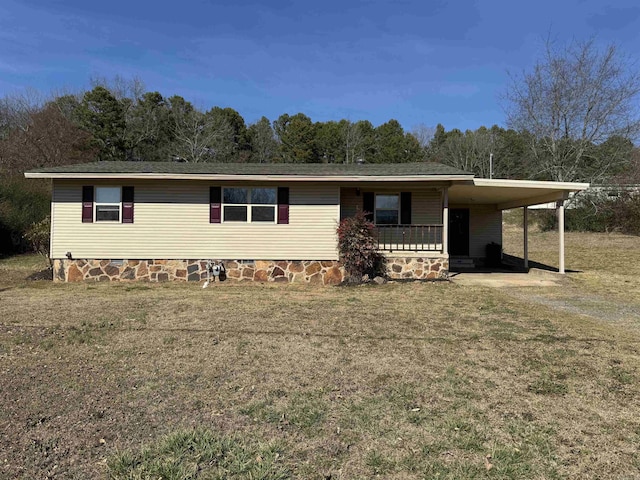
[0,80,424,172]
[1,81,636,186]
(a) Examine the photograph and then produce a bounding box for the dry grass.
[1,241,640,479]
[504,218,640,327]
[503,209,640,302]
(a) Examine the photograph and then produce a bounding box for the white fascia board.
[24,172,475,182]
[473,178,590,191]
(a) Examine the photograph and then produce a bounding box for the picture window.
[222,187,277,223]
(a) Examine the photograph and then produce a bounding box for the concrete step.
[450,257,475,268]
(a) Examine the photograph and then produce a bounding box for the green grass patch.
[240,390,327,435]
[107,428,290,479]
[528,373,569,395]
[365,449,397,475]
[65,319,118,345]
[0,253,48,271]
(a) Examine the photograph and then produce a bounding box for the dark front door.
[449,208,470,256]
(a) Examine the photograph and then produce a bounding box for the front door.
[449,208,470,256]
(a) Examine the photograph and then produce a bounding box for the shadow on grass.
[504,253,582,273]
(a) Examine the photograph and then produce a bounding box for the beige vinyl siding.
[412,189,443,224]
[51,180,340,260]
[340,187,442,223]
[451,204,502,258]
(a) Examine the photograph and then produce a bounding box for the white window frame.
[94,186,122,223]
[222,187,277,224]
[374,193,400,226]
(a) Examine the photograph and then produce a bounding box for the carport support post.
[442,187,449,254]
[523,206,529,269]
[557,200,565,274]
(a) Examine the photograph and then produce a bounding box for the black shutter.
[363,192,374,222]
[277,187,289,224]
[210,186,221,223]
[82,186,93,223]
[122,186,134,223]
[400,192,411,224]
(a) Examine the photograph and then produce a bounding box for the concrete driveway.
[449,270,565,287]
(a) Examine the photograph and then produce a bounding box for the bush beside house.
[337,211,386,283]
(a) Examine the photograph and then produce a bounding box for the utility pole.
[489,153,494,179]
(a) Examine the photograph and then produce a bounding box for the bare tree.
[89,74,146,103]
[438,128,497,177]
[0,102,96,175]
[504,38,640,182]
[342,120,363,164]
[168,97,233,163]
[411,124,436,149]
[0,89,46,137]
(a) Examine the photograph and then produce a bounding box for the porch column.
[523,206,529,269]
[442,187,449,254]
[557,200,565,274]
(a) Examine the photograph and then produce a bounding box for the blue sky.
[1,0,640,132]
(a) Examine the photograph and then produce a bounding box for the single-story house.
[25,162,589,283]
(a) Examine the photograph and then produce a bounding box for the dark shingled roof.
[27,161,472,177]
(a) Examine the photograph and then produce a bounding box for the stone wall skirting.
[52,256,449,283]
[386,256,449,280]
[53,259,344,284]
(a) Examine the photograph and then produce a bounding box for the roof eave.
[473,178,590,191]
[24,172,475,182]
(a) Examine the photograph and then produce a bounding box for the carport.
[447,178,589,273]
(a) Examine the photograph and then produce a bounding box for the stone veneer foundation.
[52,256,449,284]
[386,256,449,280]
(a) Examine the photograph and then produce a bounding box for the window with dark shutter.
[210,186,221,223]
[82,186,94,223]
[375,194,399,224]
[122,186,134,223]
[277,187,289,224]
[400,192,412,224]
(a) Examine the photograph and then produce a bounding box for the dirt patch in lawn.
[506,287,640,327]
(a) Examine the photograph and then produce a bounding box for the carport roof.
[449,178,590,210]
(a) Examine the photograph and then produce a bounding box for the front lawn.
[1,229,639,479]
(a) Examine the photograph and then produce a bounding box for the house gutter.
[24,172,475,182]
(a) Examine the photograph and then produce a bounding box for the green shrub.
[537,191,640,235]
[337,211,386,283]
[610,192,640,235]
[537,207,611,232]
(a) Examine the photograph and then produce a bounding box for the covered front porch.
[339,178,589,274]
[340,184,450,255]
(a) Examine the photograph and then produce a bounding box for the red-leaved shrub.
[337,211,386,283]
